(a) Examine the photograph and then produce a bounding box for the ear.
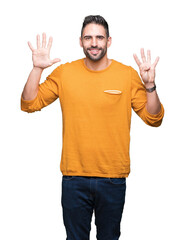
[79,37,83,47]
[107,37,112,48]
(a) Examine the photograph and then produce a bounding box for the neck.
[84,56,112,71]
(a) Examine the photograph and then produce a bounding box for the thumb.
[142,64,150,71]
[51,58,61,65]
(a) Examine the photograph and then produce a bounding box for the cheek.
[82,42,90,49]
[100,42,108,49]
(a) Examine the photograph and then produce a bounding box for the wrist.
[145,82,156,93]
[144,82,155,89]
[33,66,44,73]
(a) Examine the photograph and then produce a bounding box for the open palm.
[28,33,61,69]
[133,48,159,84]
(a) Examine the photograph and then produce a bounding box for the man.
[21,15,164,240]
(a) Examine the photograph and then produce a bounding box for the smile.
[89,49,100,54]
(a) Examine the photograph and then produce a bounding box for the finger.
[51,58,61,64]
[37,34,41,49]
[133,54,142,67]
[47,36,53,51]
[152,56,160,68]
[42,32,46,48]
[140,48,146,62]
[28,41,34,51]
[147,50,151,63]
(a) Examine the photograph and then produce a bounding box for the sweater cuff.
[21,94,37,110]
[145,103,164,118]
[145,103,164,119]
[143,103,164,127]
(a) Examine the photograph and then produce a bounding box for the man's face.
[80,23,112,61]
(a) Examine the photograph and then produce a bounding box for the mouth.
[88,49,100,55]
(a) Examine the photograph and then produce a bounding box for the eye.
[84,36,91,40]
[97,36,104,40]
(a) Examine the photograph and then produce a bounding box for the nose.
[91,37,98,47]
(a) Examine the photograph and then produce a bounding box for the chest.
[61,73,131,109]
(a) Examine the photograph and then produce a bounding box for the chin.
[89,57,102,62]
[88,53,106,62]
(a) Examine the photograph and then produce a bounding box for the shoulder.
[48,59,82,77]
[112,60,141,84]
[112,59,134,72]
[112,59,129,68]
[61,59,83,70]
[112,59,139,78]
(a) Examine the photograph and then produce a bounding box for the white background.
[1,0,185,239]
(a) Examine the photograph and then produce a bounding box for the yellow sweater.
[21,58,164,178]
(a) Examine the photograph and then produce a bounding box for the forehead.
[82,23,106,36]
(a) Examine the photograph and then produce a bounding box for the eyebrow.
[83,35,105,38]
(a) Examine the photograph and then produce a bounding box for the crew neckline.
[81,58,114,73]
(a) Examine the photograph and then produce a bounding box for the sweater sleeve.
[130,66,164,127]
[21,65,62,113]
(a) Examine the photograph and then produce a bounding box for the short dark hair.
[81,15,109,38]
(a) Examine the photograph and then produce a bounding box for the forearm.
[22,67,43,100]
[145,83,161,114]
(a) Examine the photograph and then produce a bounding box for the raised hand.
[133,48,159,87]
[28,33,61,69]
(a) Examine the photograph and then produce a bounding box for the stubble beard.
[83,45,107,62]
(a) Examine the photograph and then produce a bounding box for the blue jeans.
[61,176,126,240]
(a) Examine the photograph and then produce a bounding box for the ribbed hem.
[61,171,129,178]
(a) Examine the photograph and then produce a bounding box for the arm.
[145,82,161,114]
[22,33,61,101]
[22,67,43,100]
